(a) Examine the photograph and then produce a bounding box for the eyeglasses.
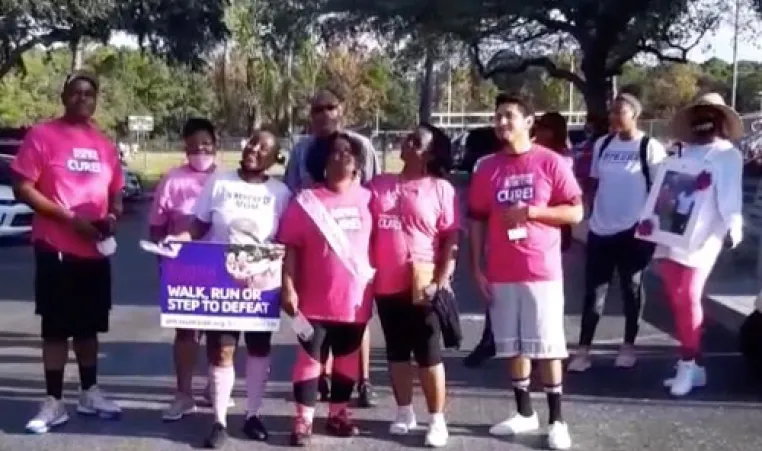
[311,104,338,114]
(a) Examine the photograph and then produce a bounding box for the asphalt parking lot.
[0,198,761,451]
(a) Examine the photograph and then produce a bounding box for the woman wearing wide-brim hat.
[654,92,744,397]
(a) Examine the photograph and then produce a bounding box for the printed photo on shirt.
[636,157,712,250]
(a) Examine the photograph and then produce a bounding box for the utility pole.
[731,0,741,109]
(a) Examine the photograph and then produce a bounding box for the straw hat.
[670,92,743,142]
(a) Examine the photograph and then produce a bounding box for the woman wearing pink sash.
[369,124,460,448]
[277,132,374,446]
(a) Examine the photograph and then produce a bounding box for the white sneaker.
[389,407,417,435]
[547,422,572,450]
[489,412,539,436]
[424,420,449,448]
[26,397,69,434]
[162,394,197,422]
[76,386,122,419]
[663,360,706,397]
[567,352,591,373]
[614,346,637,368]
[201,384,235,408]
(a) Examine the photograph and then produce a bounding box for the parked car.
[0,154,33,237]
[453,124,589,175]
[121,160,144,201]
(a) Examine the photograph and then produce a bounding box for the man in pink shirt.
[468,94,583,450]
[11,72,124,434]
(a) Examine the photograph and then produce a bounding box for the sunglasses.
[311,104,338,114]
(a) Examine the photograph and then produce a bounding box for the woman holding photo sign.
[277,132,374,446]
[164,130,291,448]
[148,118,219,422]
[368,123,459,448]
[646,93,743,397]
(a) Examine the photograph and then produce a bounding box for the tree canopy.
[308,0,726,118]
[0,0,227,79]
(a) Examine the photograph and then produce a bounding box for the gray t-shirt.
[283,129,380,191]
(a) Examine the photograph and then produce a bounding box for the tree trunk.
[579,68,611,130]
[418,42,436,124]
[69,36,83,71]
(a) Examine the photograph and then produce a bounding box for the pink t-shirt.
[276,185,373,323]
[468,145,582,283]
[148,164,215,237]
[11,119,124,258]
[369,174,460,295]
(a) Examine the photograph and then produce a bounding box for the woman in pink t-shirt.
[147,118,218,422]
[277,132,374,446]
[369,124,460,448]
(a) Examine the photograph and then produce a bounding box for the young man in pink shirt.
[468,94,583,450]
[11,72,125,433]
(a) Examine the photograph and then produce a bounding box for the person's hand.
[281,288,298,317]
[501,202,529,228]
[69,216,104,241]
[474,270,492,304]
[91,214,117,237]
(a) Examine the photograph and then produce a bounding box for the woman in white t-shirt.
[166,130,292,447]
[569,94,667,372]
[656,93,743,397]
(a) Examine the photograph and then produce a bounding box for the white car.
[0,154,33,237]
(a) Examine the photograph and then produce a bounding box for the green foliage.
[0,0,227,79]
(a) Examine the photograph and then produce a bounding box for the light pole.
[568,53,575,115]
[731,0,741,109]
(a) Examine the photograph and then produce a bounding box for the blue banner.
[158,241,282,331]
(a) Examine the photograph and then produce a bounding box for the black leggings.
[376,293,443,367]
[293,321,366,407]
[579,227,654,346]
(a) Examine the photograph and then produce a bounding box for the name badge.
[507,227,527,241]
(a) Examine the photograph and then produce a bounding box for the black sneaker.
[356,381,376,408]
[290,417,313,447]
[463,341,496,368]
[203,422,228,449]
[242,415,269,441]
[318,374,330,402]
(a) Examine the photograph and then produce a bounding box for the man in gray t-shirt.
[284,89,380,192]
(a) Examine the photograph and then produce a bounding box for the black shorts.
[205,330,273,357]
[34,246,112,340]
[376,292,442,367]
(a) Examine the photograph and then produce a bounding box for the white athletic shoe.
[26,397,69,434]
[76,386,121,419]
[663,360,706,397]
[567,352,592,373]
[389,407,417,435]
[547,421,572,450]
[162,393,197,422]
[424,420,449,448]
[489,412,540,436]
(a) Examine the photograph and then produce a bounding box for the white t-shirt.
[675,191,696,215]
[193,171,292,244]
[588,133,667,236]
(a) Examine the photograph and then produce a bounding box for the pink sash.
[296,190,375,306]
